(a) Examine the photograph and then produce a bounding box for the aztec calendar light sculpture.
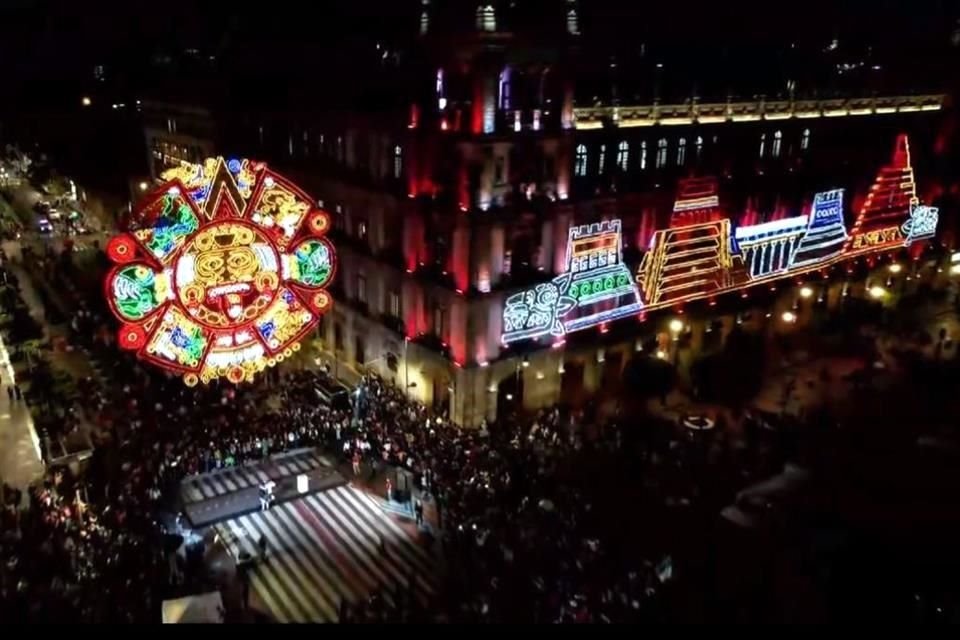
[104,157,336,386]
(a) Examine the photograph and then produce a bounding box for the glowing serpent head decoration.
[104,157,336,385]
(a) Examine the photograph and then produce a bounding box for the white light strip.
[735,215,809,239]
[674,196,720,212]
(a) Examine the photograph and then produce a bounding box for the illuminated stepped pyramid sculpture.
[638,180,748,306]
[789,189,848,267]
[638,218,744,306]
[562,220,644,332]
[670,176,722,227]
[734,214,809,278]
[846,134,918,252]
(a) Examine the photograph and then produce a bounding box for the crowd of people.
[0,241,791,623]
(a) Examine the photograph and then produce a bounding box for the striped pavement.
[181,449,334,504]
[215,485,437,623]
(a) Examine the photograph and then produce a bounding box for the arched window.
[420,11,429,35]
[677,138,687,166]
[574,144,588,176]
[393,145,403,179]
[656,138,668,168]
[801,128,811,151]
[476,5,496,32]
[640,140,647,170]
[695,135,703,159]
[758,133,766,158]
[772,130,782,158]
[598,144,607,173]
[617,140,630,171]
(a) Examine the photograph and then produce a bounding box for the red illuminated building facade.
[142,1,953,424]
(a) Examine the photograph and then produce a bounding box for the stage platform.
[180,448,346,528]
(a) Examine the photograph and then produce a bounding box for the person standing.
[257,534,267,560]
[352,450,361,476]
[385,477,393,502]
[414,499,423,527]
[14,385,21,401]
[6,386,12,403]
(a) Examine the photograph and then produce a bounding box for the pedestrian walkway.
[214,485,437,623]
[181,449,336,504]
[0,327,43,488]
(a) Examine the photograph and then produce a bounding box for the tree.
[621,352,677,412]
[692,327,765,410]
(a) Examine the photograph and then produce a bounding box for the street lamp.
[138,181,148,191]
[888,263,902,274]
[81,96,92,107]
[799,286,813,299]
[781,310,797,323]
[669,318,684,334]
[869,285,887,299]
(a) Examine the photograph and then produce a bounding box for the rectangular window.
[357,274,367,304]
[598,144,606,173]
[355,336,366,367]
[574,144,588,177]
[656,139,667,168]
[617,141,629,171]
[357,220,368,242]
[389,290,400,317]
[433,304,446,338]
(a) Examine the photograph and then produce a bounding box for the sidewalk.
[5,262,97,462]
[0,327,43,488]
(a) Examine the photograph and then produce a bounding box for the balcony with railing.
[573,94,947,130]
